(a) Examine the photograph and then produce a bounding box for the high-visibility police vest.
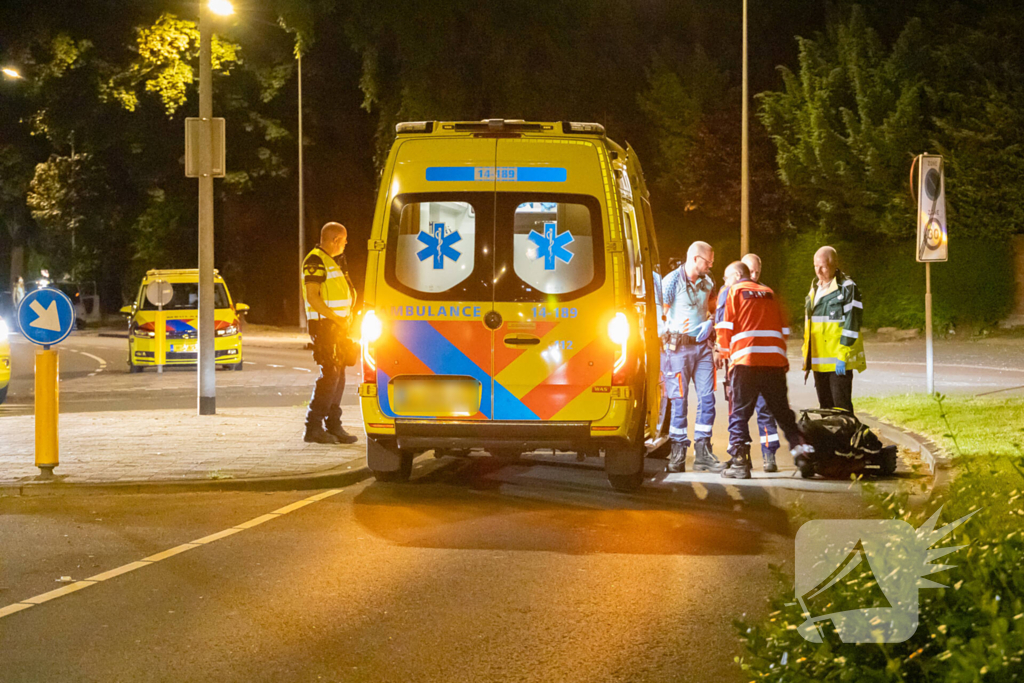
[302,247,352,321]
[802,271,866,374]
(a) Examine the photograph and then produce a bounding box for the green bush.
[752,235,1016,331]
[735,397,1024,681]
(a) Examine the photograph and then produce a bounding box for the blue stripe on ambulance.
[385,320,540,421]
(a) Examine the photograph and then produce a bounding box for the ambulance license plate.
[391,377,480,416]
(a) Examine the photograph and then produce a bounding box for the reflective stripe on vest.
[303,247,352,320]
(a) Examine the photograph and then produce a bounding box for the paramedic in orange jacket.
[715,261,809,479]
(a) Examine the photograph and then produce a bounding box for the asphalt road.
[1,331,359,416]
[0,456,874,683]
[3,331,1023,420]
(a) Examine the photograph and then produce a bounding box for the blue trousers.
[664,342,716,446]
[727,365,800,456]
[753,395,779,454]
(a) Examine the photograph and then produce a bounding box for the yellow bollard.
[155,308,166,372]
[35,347,59,478]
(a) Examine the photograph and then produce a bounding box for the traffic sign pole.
[35,347,59,478]
[16,287,76,479]
[926,262,933,394]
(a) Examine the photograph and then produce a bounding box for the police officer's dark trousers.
[307,321,347,430]
[727,366,802,456]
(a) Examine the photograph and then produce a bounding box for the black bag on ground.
[795,408,898,479]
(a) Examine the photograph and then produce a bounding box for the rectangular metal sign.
[916,154,947,262]
[185,117,226,178]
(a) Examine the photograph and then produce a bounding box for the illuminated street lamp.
[2,67,24,80]
[209,0,235,16]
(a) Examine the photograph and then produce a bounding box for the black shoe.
[693,438,726,472]
[326,424,358,445]
[721,447,752,479]
[763,451,778,473]
[666,442,687,473]
[304,426,339,444]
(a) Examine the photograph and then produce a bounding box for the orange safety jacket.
[715,279,790,369]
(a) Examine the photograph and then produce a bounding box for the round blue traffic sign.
[17,287,77,347]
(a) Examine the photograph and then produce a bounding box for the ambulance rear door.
[374,136,498,420]
[488,137,616,422]
[625,143,664,439]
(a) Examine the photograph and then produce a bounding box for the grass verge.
[736,394,1024,680]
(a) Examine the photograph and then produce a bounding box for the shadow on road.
[352,455,793,556]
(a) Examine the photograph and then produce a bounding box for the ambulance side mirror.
[235,302,250,315]
[120,305,133,316]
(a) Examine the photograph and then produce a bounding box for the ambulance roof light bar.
[561,121,606,136]
[395,121,435,134]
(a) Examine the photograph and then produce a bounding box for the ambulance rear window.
[506,198,601,298]
[386,194,490,299]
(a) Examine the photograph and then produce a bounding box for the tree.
[757,6,928,239]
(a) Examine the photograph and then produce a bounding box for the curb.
[858,411,953,501]
[0,464,373,498]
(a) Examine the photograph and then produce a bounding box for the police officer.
[302,222,358,444]
[660,241,724,473]
[802,246,866,413]
[716,261,809,479]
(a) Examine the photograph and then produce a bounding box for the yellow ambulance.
[358,120,665,489]
[0,316,10,404]
[121,269,249,372]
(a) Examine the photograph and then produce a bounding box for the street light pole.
[198,5,216,415]
[298,52,307,332]
[740,0,749,257]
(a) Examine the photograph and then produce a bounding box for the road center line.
[0,488,344,621]
[292,367,312,372]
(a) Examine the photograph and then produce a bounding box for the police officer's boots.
[666,442,687,473]
[721,445,752,479]
[693,438,726,472]
[326,407,359,445]
[304,420,339,445]
[763,450,778,473]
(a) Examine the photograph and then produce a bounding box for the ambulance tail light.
[608,312,631,384]
[361,310,382,381]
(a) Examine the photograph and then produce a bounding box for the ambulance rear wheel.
[129,362,144,374]
[373,455,412,483]
[367,436,413,482]
[608,471,644,491]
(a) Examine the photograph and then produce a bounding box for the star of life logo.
[794,507,977,643]
[416,222,462,270]
[526,221,574,271]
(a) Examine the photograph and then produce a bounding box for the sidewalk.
[0,406,367,494]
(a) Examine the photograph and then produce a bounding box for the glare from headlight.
[361,310,382,344]
[0,319,8,341]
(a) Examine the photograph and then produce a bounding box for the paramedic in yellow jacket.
[802,246,866,413]
[302,222,359,444]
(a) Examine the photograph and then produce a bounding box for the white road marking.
[292,367,312,372]
[243,361,256,365]
[267,364,284,368]
[78,351,108,369]
[869,361,1024,373]
[0,488,344,620]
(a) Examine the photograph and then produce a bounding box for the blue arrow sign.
[17,288,77,347]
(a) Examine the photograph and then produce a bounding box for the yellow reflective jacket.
[302,247,354,322]
[802,271,866,375]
